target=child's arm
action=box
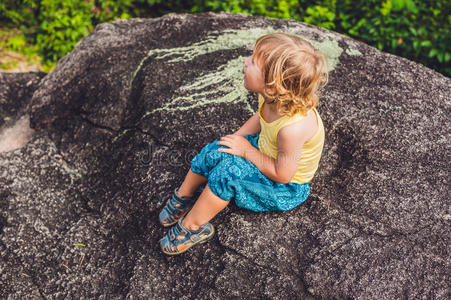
[218,122,308,184]
[232,112,261,136]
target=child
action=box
[159,32,328,255]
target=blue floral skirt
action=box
[190,133,310,212]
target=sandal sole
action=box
[161,224,215,255]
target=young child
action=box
[159,32,328,255]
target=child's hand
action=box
[217,134,255,159]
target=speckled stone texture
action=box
[0,72,45,128]
[0,72,45,152]
[1,12,450,299]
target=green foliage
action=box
[0,60,19,70]
[90,0,136,23]
[37,0,93,62]
[0,0,39,26]
[304,5,335,29]
[189,0,304,19]
[0,0,140,69]
[0,0,449,77]
[334,0,451,76]
[7,33,26,51]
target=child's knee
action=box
[206,180,233,203]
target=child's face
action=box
[243,53,265,94]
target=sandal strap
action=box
[164,189,193,214]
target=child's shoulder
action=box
[278,109,319,143]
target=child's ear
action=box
[264,85,277,98]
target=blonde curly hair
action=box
[253,32,329,117]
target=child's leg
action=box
[177,168,208,197]
[181,184,229,231]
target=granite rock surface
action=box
[1,12,450,299]
[0,72,45,152]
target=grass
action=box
[0,27,50,73]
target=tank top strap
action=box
[258,94,265,110]
[273,113,304,136]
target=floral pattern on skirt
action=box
[190,133,310,212]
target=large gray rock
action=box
[1,12,449,299]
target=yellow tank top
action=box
[257,94,325,184]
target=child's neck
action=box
[262,98,286,120]
[263,97,279,113]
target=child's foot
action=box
[160,216,214,255]
[158,187,201,227]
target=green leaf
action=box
[380,0,392,16]
[405,0,418,14]
[392,0,405,11]
[7,35,26,51]
[428,49,438,58]
[71,31,78,41]
[445,52,451,63]
[391,39,397,49]
[420,40,432,48]
[120,12,131,19]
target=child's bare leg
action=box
[177,168,208,197]
[182,184,229,230]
